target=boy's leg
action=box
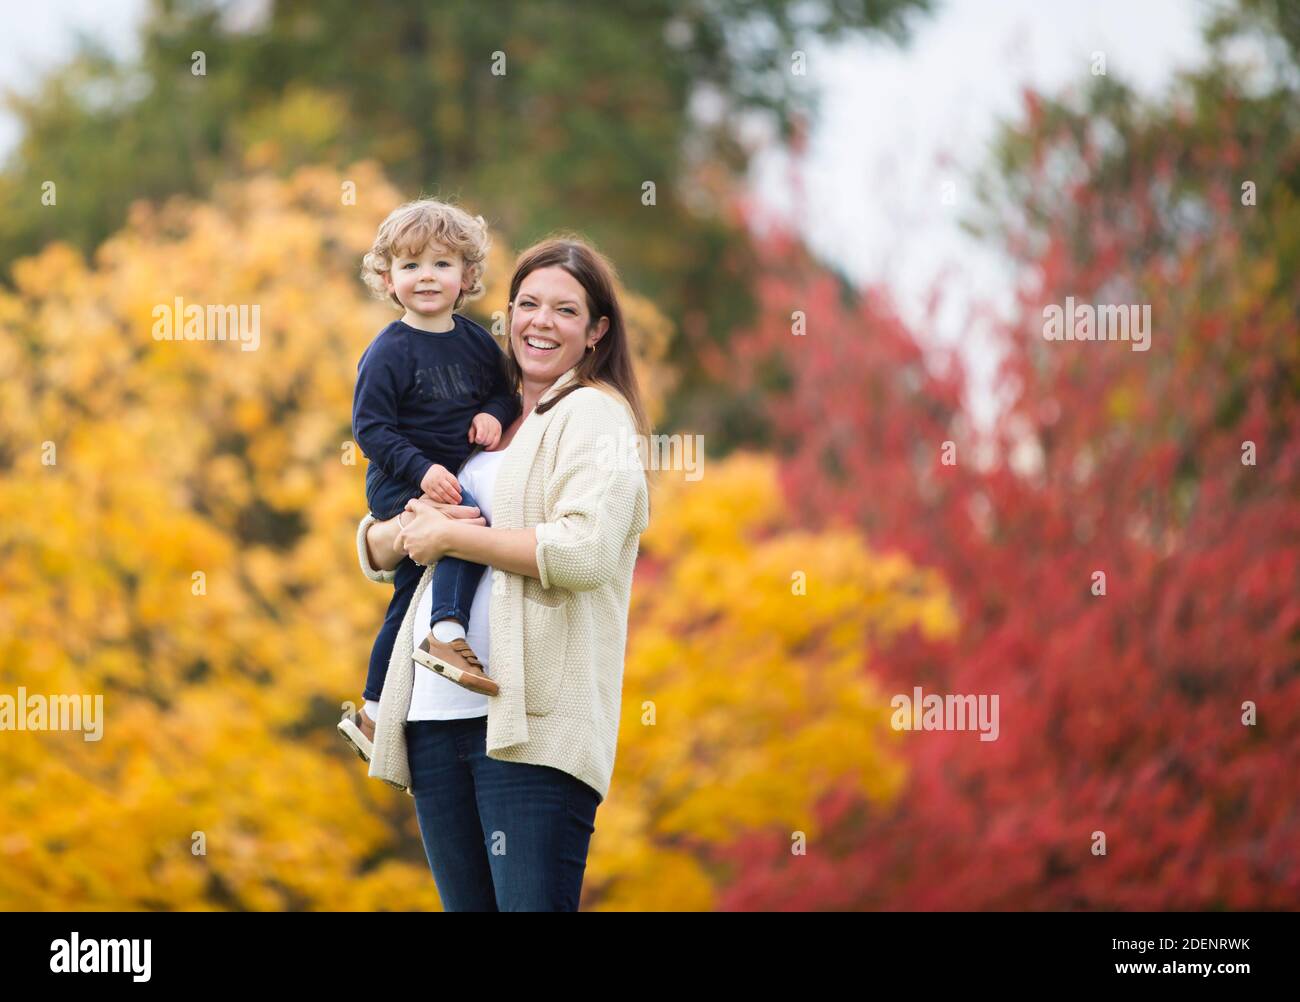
[427,485,488,630]
[361,477,425,701]
[364,555,423,702]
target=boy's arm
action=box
[476,330,521,429]
[353,341,434,488]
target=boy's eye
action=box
[401,262,417,269]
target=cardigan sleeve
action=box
[534,390,650,593]
[357,513,398,584]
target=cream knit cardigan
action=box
[355,367,649,803]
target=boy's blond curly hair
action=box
[361,199,491,310]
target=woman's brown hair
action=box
[504,237,651,440]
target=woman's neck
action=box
[501,369,572,451]
[520,373,560,417]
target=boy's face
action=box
[383,241,469,318]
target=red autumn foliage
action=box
[705,70,1300,909]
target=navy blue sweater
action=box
[352,315,520,514]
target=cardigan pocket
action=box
[522,575,571,607]
[521,596,568,716]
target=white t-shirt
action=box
[406,445,509,721]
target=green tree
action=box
[0,0,931,436]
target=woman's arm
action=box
[529,393,649,592]
[361,500,486,576]
[365,513,406,573]
[436,521,541,579]
[357,513,397,583]
[397,498,540,579]
[396,392,649,591]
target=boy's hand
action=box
[419,463,461,504]
[469,412,502,448]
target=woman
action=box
[355,237,651,911]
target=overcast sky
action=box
[0,0,1213,423]
[749,0,1209,423]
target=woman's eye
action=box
[560,308,576,315]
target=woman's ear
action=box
[591,316,610,343]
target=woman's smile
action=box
[509,265,608,376]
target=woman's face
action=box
[509,266,608,384]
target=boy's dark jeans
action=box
[363,483,487,703]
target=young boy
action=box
[338,199,519,762]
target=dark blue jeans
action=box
[363,485,487,703]
[405,715,601,911]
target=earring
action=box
[586,343,595,352]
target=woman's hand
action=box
[365,498,483,572]
[397,496,486,566]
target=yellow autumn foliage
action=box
[0,163,952,910]
[588,453,957,910]
[0,163,673,910]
